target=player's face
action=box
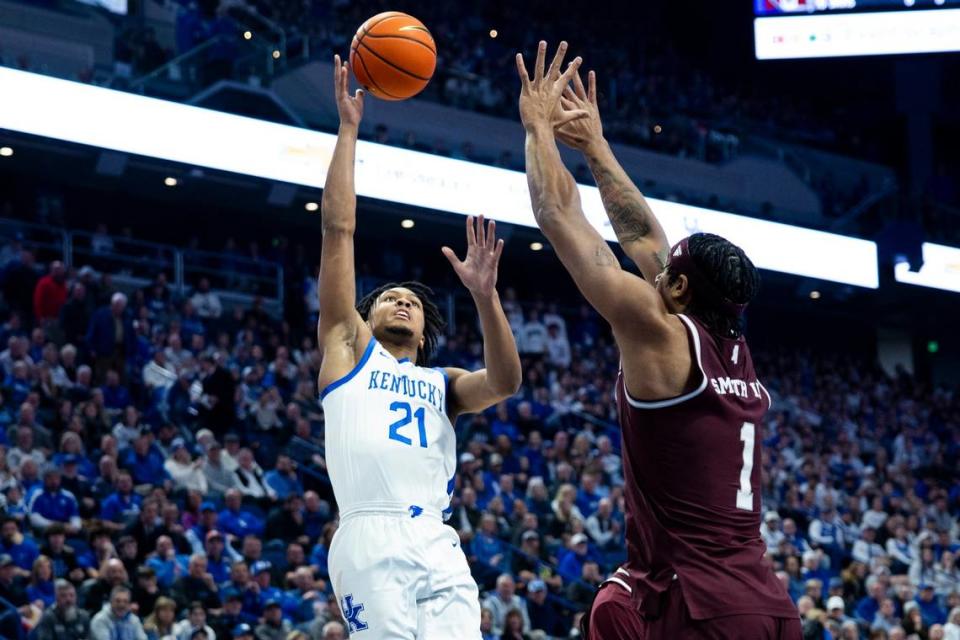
[370,288,425,348]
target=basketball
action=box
[349,11,437,101]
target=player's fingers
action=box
[557,109,590,126]
[355,88,364,104]
[333,55,341,93]
[588,70,597,105]
[477,214,487,247]
[560,96,578,112]
[573,69,588,101]
[466,215,476,247]
[558,57,583,86]
[515,54,531,90]
[441,247,461,267]
[533,41,547,84]
[487,219,497,249]
[562,86,578,102]
[494,238,505,261]
[546,41,568,82]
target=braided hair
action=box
[667,233,760,339]
[356,281,445,366]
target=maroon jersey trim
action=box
[621,314,708,410]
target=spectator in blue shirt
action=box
[146,535,188,589]
[0,517,39,571]
[558,533,600,583]
[120,429,169,488]
[27,467,81,535]
[218,489,265,540]
[204,530,232,585]
[251,561,283,610]
[490,403,519,442]
[220,561,260,617]
[4,362,32,407]
[855,576,886,626]
[309,523,336,580]
[916,584,947,626]
[496,474,522,517]
[100,470,142,528]
[302,491,329,543]
[100,369,132,412]
[26,555,54,608]
[576,471,603,518]
[263,455,302,501]
[470,514,507,590]
[801,550,834,600]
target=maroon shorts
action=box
[587,579,645,640]
[638,581,803,640]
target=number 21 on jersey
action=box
[736,422,755,511]
[388,401,427,448]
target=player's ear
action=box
[670,273,692,305]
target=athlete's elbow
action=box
[490,371,522,398]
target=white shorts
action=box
[329,507,482,639]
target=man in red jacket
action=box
[32,261,67,325]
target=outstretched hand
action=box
[555,70,604,152]
[333,54,364,129]
[516,41,588,133]
[442,215,504,298]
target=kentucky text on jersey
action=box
[367,369,446,413]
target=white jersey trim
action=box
[622,314,708,410]
[758,380,772,410]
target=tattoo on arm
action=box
[593,243,619,267]
[652,249,667,273]
[589,162,655,245]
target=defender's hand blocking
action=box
[516,41,588,132]
[442,215,504,299]
[555,70,603,152]
[333,54,364,129]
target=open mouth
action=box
[395,310,410,321]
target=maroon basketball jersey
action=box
[615,313,797,620]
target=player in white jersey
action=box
[317,57,522,639]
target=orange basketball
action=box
[350,12,437,101]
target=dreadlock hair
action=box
[356,281,445,366]
[667,233,760,339]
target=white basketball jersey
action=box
[321,338,457,519]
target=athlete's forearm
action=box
[317,125,361,337]
[584,139,669,280]
[321,125,359,234]
[525,125,582,231]
[472,291,521,396]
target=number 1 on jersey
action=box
[388,402,427,448]
[736,422,755,511]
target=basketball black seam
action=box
[361,33,436,56]
[352,47,403,99]
[359,12,406,36]
[356,39,432,82]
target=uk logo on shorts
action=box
[342,593,368,633]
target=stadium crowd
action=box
[0,219,955,640]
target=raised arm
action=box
[555,70,670,282]
[441,215,522,419]
[516,42,665,331]
[317,56,371,389]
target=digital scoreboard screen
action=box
[754,1,960,59]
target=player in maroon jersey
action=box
[516,41,802,639]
